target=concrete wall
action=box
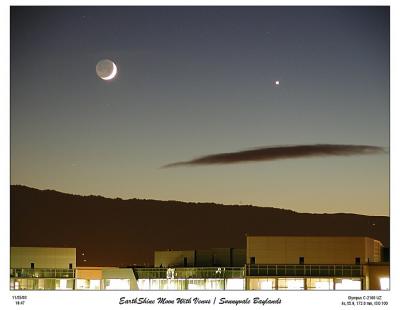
[212,248,231,266]
[232,248,246,267]
[195,250,213,267]
[196,248,245,267]
[247,236,382,265]
[11,247,76,269]
[154,250,195,267]
[156,248,246,267]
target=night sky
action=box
[11,7,389,215]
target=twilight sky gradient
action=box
[11,6,389,215]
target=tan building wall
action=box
[154,250,195,267]
[64,267,138,290]
[76,267,103,280]
[11,247,76,269]
[365,238,383,263]
[247,236,382,265]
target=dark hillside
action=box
[11,185,389,267]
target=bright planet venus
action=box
[96,59,117,80]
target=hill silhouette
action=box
[11,185,389,267]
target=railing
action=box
[133,264,363,279]
[10,264,363,280]
[246,264,363,277]
[10,268,75,279]
[134,267,245,279]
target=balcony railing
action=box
[10,264,363,280]
[246,264,363,277]
[10,268,75,279]
[133,264,363,279]
[134,267,245,279]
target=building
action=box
[154,248,246,268]
[10,247,137,290]
[10,247,76,290]
[75,267,138,290]
[10,236,390,291]
[134,267,245,290]
[244,236,388,290]
[136,236,389,290]
[11,246,77,269]
[246,236,382,265]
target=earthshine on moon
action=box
[96,59,117,80]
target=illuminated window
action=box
[55,279,73,290]
[167,279,179,290]
[278,278,305,290]
[166,279,186,290]
[148,279,186,290]
[205,279,224,290]
[76,279,101,290]
[44,279,55,289]
[306,278,334,290]
[248,278,275,290]
[260,279,274,290]
[105,279,130,290]
[90,280,100,290]
[225,279,244,290]
[137,279,150,290]
[188,279,205,290]
[37,279,45,290]
[76,279,89,290]
[380,277,389,290]
[17,279,29,290]
[150,279,167,290]
[288,279,304,290]
[58,279,66,289]
[335,279,361,290]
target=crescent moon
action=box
[102,63,117,80]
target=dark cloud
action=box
[162,144,386,168]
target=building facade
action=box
[10,236,390,291]
[243,236,388,290]
[154,248,246,268]
[10,247,137,290]
[246,236,383,265]
[11,247,76,290]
